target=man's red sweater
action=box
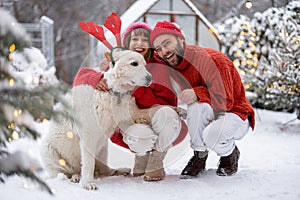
[169,44,255,130]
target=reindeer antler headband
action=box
[79,12,125,65]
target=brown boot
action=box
[133,153,150,177]
[216,145,240,176]
[180,150,208,179]
[143,150,166,181]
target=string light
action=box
[245,0,253,9]
[12,131,19,140]
[8,122,15,129]
[14,109,22,117]
[9,43,16,52]
[9,78,14,87]
[33,76,40,84]
[218,25,225,32]
[58,159,66,166]
[66,131,74,139]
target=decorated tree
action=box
[0,8,69,194]
[217,1,299,112]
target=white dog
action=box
[40,49,154,190]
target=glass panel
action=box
[143,14,170,28]
[150,0,170,11]
[198,22,220,50]
[149,0,194,14]
[173,0,194,13]
[174,15,196,45]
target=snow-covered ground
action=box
[1,109,300,200]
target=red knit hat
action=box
[122,22,152,44]
[150,21,184,46]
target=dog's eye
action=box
[130,61,138,66]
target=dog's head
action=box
[103,49,152,94]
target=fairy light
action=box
[240,70,246,76]
[9,43,16,52]
[218,25,225,33]
[8,122,15,129]
[245,0,253,9]
[59,159,66,166]
[66,131,74,139]
[245,83,252,89]
[241,60,246,66]
[13,109,22,117]
[33,76,40,84]
[9,78,14,87]
[12,131,19,140]
[236,50,241,57]
[233,59,240,68]
[250,68,256,73]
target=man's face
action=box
[153,34,184,67]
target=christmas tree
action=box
[217,1,299,113]
[0,8,69,194]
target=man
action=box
[150,21,255,178]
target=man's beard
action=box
[165,39,184,66]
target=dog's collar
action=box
[109,90,131,104]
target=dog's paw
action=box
[83,181,98,190]
[70,174,80,183]
[174,107,187,119]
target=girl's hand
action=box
[96,77,109,92]
[99,58,109,72]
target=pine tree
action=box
[217,1,300,113]
[0,8,69,194]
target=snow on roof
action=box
[120,0,159,32]
[120,0,218,34]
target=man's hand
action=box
[179,89,198,105]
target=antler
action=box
[79,21,113,50]
[79,13,122,50]
[104,12,122,46]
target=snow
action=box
[0,8,30,41]
[0,109,300,200]
[8,47,59,88]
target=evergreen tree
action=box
[217,1,300,112]
[0,8,69,194]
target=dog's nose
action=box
[146,73,152,85]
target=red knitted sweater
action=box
[169,44,255,130]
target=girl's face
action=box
[128,32,150,58]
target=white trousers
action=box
[187,103,250,156]
[122,106,181,155]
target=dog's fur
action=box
[40,50,153,190]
